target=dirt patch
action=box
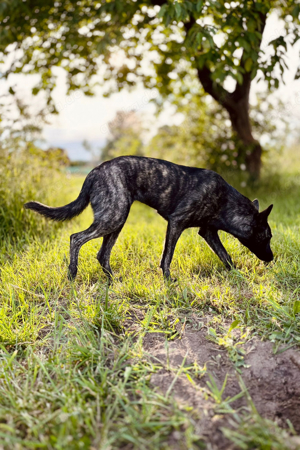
[143,329,300,449]
[242,341,300,429]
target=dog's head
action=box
[238,200,274,263]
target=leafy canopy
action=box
[0,0,299,114]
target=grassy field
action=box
[0,166,300,449]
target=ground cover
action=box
[0,170,299,449]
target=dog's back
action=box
[91,156,229,223]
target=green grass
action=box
[0,322,201,449]
[0,168,300,449]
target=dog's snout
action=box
[253,245,273,263]
[263,256,273,265]
[262,250,274,263]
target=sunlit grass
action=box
[0,171,299,448]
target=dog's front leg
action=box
[199,228,235,270]
[160,221,184,280]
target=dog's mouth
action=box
[264,260,273,266]
[239,239,274,263]
[263,256,274,264]
[255,251,274,263]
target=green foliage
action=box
[1,0,298,176]
[147,97,238,170]
[223,414,300,450]
[0,0,297,93]
[101,110,145,161]
[44,147,70,166]
[0,0,298,116]
[146,93,291,172]
[0,323,201,449]
[0,134,72,257]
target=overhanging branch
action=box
[196,66,233,110]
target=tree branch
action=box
[196,66,233,109]
[149,0,166,6]
[151,1,267,113]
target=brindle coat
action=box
[25,156,274,281]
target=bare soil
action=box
[143,326,300,449]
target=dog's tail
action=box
[24,171,95,222]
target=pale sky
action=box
[1,12,300,161]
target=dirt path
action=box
[143,329,300,449]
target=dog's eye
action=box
[257,234,270,243]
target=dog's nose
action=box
[264,254,274,264]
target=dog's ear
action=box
[259,204,273,221]
[252,199,259,211]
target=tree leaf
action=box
[235,71,243,85]
[174,3,181,20]
[196,0,203,12]
[157,4,168,19]
[245,58,253,72]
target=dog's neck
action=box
[220,189,257,239]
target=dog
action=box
[24,156,274,281]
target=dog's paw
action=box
[164,275,177,285]
[110,276,123,285]
[103,274,123,286]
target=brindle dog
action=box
[25,156,273,281]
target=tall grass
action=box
[0,148,77,261]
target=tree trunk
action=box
[196,67,262,179]
[184,8,267,180]
[226,96,262,179]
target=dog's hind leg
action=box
[198,228,235,270]
[160,221,184,280]
[68,223,103,280]
[97,227,123,282]
[69,196,131,280]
